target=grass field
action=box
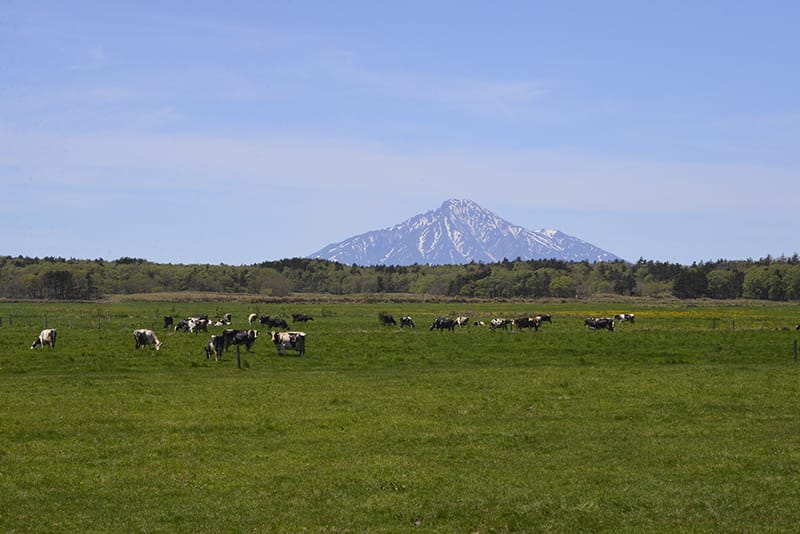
[1,298,799,532]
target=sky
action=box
[2,1,799,266]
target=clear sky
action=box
[2,1,798,265]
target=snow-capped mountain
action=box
[308,199,620,266]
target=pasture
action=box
[1,298,799,532]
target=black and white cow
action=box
[379,313,396,326]
[212,313,232,326]
[614,313,635,324]
[292,313,314,323]
[204,334,225,361]
[31,328,57,349]
[175,316,209,333]
[514,316,542,331]
[455,316,470,327]
[536,314,552,323]
[585,317,614,331]
[222,329,258,352]
[133,329,162,350]
[490,318,511,331]
[163,315,174,330]
[400,315,415,328]
[430,317,456,331]
[272,331,306,356]
[248,313,258,325]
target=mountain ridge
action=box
[309,199,620,265]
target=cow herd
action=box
[26,310,644,360]
[27,312,309,360]
[376,311,630,333]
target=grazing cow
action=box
[536,314,552,323]
[795,324,800,330]
[514,317,542,331]
[174,316,209,333]
[400,315,415,328]
[163,315,174,330]
[272,331,306,356]
[31,328,57,349]
[292,313,314,323]
[379,313,396,326]
[222,329,258,352]
[260,316,289,329]
[585,317,614,331]
[133,329,162,350]
[490,318,511,331]
[212,313,232,326]
[455,316,470,327]
[614,313,635,324]
[430,317,456,331]
[191,317,209,332]
[248,313,258,325]
[473,321,485,326]
[204,334,225,361]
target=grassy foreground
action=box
[1,299,799,532]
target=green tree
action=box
[549,275,577,298]
[672,267,708,299]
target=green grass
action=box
[1,300,799,532]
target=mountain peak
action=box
[309,200,620,265]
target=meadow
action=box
[1,298,799,532]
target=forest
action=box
[2,254,800,302]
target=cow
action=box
[614,313,635,324]
[133,329,162,350]
[163,315,174,330]
[400,315,415,328]
[490,318,511,331]
[260,316,289,329]
[585,317,614,331]
[292,313,314,323]
[473,321,485,326]
[175,317,209,333]
[536,314,552,323]
[212,313,232,326]
[248,313,258,325]
[514,316,541,331]
[31,328,57,349]
[430,317,456,331]
[272,331,306,356]
[222,329,258,352]
[379,313,396,326]
[455,316,470,327]
[204,334,225,361]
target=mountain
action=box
[308,199,621,266]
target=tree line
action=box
[1,254,800,301]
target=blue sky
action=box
[2,1,798,265]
